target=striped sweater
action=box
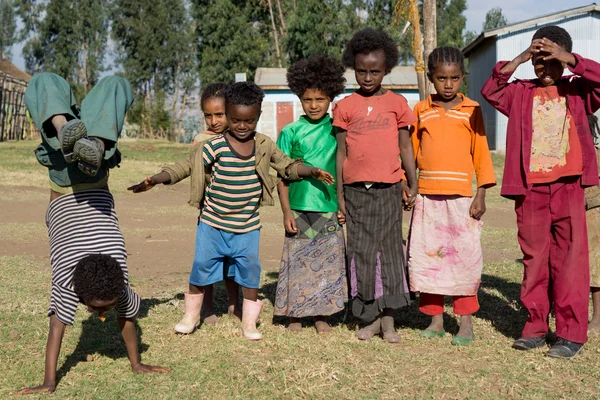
[200,135,262,233]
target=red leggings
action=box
[419,292,479,316]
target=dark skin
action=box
[129,103,334,305]
[16,299,169,395]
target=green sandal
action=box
[451,333,475,346]
[419,329,446,338]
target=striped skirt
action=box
[344,183,411,322]
[46,190,140,325]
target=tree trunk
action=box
[276,0,286,36]
[423,0,436,97]
[408,0,426,101]
[267,0,283,68]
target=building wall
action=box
[467,12,600,150]
[257,89,421,141]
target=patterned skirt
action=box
[46,190,140,325]
[407,194,483,296]
[274,211,347,318]
[587,207,600,288]
[344,183,411,322]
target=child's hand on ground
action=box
[131,363,171,374]
[401,180,417,210]
[128,176,155,193]
[469,194,486,220]
[283,210,297,235]
[536,38,576,66]
[15,383,56,395]
[311,168,335,185]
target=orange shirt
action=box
[528,86,583,184]
[411,94,496,196]
[332,91,416,184]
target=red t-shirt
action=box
[332,91,416,184]
[528,86,583,184]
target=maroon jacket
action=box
[481,53,600,198]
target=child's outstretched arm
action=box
[336,130,347,224]
[15,315,65,394]
[296,164,335,184]
[399,127,418,209]
[128,172,171,193]
[277,180,297,234]
[118,317,170,374]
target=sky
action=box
[8,0,597,72]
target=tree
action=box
[0,0,17,59]
[422,0,436,97]
[483,7,508,31]
[436,0,467,48]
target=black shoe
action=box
[512,336,547,351]
[73,137,104,177]
[59,119,87,163]
[546,338,584,359]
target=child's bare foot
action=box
[228,304,242,320]
[589,289,600,334]
[314,316,333,334]
[356,318,381,340]
[456,315,474,339]
[381,312,400,343]
[288,317,302,333]
[202,313,220,326]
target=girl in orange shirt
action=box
[408,46,495,345]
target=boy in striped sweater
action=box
[130,82,334,340]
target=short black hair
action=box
[224,81,265,109]
[286,54,346,99]
[201,83,229,109]
[342,28,399,73]
[532,25,572,53]
[73,254,125,303]
[427,46,466,78]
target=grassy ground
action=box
[1,140,599,399]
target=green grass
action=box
[1,140,600,399]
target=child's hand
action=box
[470,194,486,220]
[337,210,346,225]
[127,176,155,193]
[401,180,417,210]
[132,363,171,374]
[514,39,543,65]
[536,38,577,66]
[15,383,56,395]
[311,168,335,185]
[283,210,297,235]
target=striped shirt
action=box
[200,135,262,233]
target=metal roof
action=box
[255,66,418,90]
[463,4,600,57]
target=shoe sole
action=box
[74,139,102,176]
[60,120,87,163]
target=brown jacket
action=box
[162,132,301,209]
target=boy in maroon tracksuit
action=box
[482,25,600,358]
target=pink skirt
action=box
[407,195,483,296]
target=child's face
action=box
[300,88,331,121]
[85,297,119,320]
[202,97,227,134]
[226,103,261,141]
[532,48,566,86]
[355,50,386,94]
[429,63,464,101]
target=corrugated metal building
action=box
[463,4,600,150]
[254,67,419,141]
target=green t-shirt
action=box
[276,115,338,212]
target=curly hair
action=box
[224,81,265,108]
[286,54,346,99]
[201,83,229,110]
[73,254,125,302]
[532,25,572,53]
[342,28,399,72]
[427,46,465,78]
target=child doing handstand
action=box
[333,28,418,343]
[408,46,496,345]
[129,82,334,340]
[482,25,600,358]
[192,82,241,325]
[274,54,348,334]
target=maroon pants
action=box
[515,177,589,344]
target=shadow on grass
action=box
[55,297,170,385]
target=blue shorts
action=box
[189,221,261,289]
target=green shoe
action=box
[419,329,446,338]
[451,333,475,346]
